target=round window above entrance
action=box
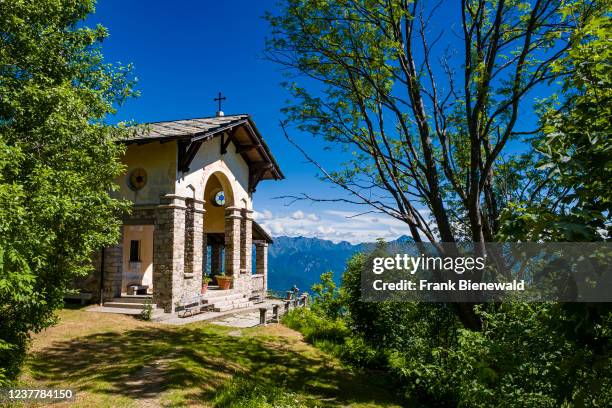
[128,168,147,191]
[212,190,226,206]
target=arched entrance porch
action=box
[202,171,236,285]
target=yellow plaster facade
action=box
[115,142,177,205]
[121,225,154,293]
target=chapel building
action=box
[80,113,283,314]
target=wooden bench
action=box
[178,295,204,317]
[250,292,265,304]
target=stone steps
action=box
[105,293,253,315]
[111,296,152,304]
[213,301,252,312]
[210,298,250,308]
[203,291,251,312]
[105,297,156,311]
[202,293,246,304]
[104,301,146,310]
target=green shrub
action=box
[139,299,153,321]
[282,307,349,344]
[339,335,385,368]
[287,252,612,407]
[384,303,612,408]
[213,376,314,408]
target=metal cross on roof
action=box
[214,92,226,112]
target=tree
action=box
[498,9,611,242]
[266,0,605,329]
[265,0,603,244]
[0,0,135,383]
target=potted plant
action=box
[201,275,212,294]
[216,273,233,290]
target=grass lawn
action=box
[17,306,402,407]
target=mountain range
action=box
[267,235,413,292]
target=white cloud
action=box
[264,220,285,235]
[316,225,335,234]
[291,210,305,220]
[256,208,419,244]
[253,209,274,220]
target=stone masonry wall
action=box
[240,209,253,274]
[103,242,122,301]
[87,198,260,311]
[154,195,186,312]
[182,198,204,300]
[255,242,268,294]
[224,206,244,291]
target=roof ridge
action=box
[144,113,250,125]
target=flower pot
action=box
[201,282,209,294]
[216,276,233,290]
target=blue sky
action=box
[88,0,414,243]
[89,0,539,243]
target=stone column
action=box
[184,198,205,298]
[102,240,123,302]
[240,209,253,274]
[211,243,222,275]
[154,194,186,313]
[255,242,268,293]
[224,206,242,290]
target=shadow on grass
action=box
[28,323,398,406]
[61,301,91,310]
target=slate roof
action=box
[122,114,283,181]
[128,114,250,141]
[253,221,274,243]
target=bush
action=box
[213,376,314,408]
[140,299,153,321]
[384,303,612,407]
[282,307,349,344]
[286,251,612,407]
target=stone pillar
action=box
[154,194,186,313]
[102,240,123,302]
[255,242,268,293]
[211,243,222,275]
[183,198,205,298]
[224,206,242,290]
[240,209,253,274]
